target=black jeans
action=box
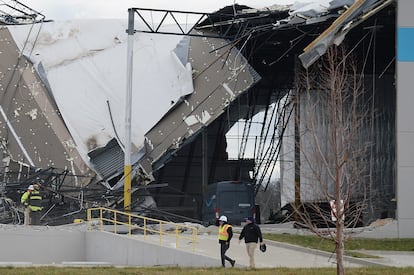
[220,242,233,267]
[31,211,41,225]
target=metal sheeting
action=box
[140,33,261,178]
[0,27,93,183]
[87,138,124,183]
[7,20,195,166]
[299,0,394,68]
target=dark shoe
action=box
[230,260,236,267]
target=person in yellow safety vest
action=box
[218,215,236,268]
[20,185,34,225]
[21,183,43,225]
[29,184,43,225]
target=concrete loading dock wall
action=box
[0,225,86,264]
[86,231,217,267]
[0,225,217,267]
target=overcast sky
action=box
[23,0,316,20]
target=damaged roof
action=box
[199,0,394,68]
[0,0,395,186]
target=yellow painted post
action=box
[87,208,90,231]
[144,218,147,240]
[175,226,179,248]
[124,165,131,212]
[193,228,198,251]
[114,210,117,234]
[159,222,162,245]
[99,208,103,231]
[193,228,197,252]
[192,228,195,251]
[128,214,131,235]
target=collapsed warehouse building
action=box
[0,0,397,228]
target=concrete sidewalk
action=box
[189,233,414,268]
[175,222,414,268]
[189,233,363,268]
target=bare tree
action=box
[293,45,371,275]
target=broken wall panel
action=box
[0,27,94,185]
[280,3,396,226]
[7,20,195,164]
[141,33,260,177]
[87,138,124,185]
[299,0,394,68]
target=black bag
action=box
[259,243,266,252]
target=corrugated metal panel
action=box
[139,32,261,178]
[88,138,124,181]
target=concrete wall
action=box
[85,231,218,267]
[397,0,414,237]
[0,225,218,267]
[0,225,85,264]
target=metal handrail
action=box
[87,207,198,251]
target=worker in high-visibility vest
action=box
[218,215,236,267]
[21,183,43,225]
[29,184,43,225]
[20,185,34,225]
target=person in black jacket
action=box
[238,216,264,268]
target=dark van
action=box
[202,180,255,226]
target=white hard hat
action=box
[218,215,227,222]
[28,185,34,191]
